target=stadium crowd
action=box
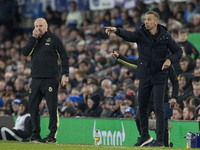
[1,0,200,122]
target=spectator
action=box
[124,106,135,119]
[112,7,122,27]
[43,6,56,26]
[178,74,193,101]
[188,96,200,107]
[153,1,172,23]
[100,97,112,118]
[101,79,112,89]
[111,67,120,84]
[0,100,32,141]
[178,29,199,59]
[193,81,200,98]
[179,56,195,74]
[65,1,84,29]
[171,107,183,120]
[183,106,196,120]
[87,74,104,100]
[0,0,15,32]
[184,2,196,23]
[175,11,187,25]
[122,78,133,91]
[62,106,76,117]
[102,11,112,27]
[124,90,137,111]
[103,87,114,98]
[109,92,124,118]
[11,98,20,116]
[190,14,200,32]
[14,77,26,99]
[57,89,68,109]
[169,29,179,42]
[83,93,102,117]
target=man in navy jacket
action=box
[105,10,182,146]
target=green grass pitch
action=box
[0,140,195,150]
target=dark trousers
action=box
[136,111,170,146]
[29,78,59,138]
[138,78,166,142]
[0,127,22,141]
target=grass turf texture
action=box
[0,141,195,150]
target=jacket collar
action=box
[39,30,51,39]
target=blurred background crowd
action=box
[0,0,200,121]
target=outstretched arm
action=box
[105,27,139,42]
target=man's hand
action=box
[162,59,171,70]
[61,75,69,87]
[110,50,119,59]
[105,27,117,35]
[169,98,176,108]
[32,29,40,38]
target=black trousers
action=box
[138,78,166,142]
[135,107,170,146]
[0,127,22,141]
[29,78,59,138]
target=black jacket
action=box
[178,40,199,59]
[22,31,69,78]
[117,55,178,102]
[116,24,182,84]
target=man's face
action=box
[194,69,200,77]
[183,108,190,120]
[34,19,48,36]
[172,110,182,120]
[179,33,188,42]
[193,84,200,97]
[180,61,189,72]
[144,14,158,31]
[179,76,186,89]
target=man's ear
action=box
[155,18,160,25]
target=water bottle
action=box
[94,130,100,145]
[186,132,192,148]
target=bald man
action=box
[22,18,69,143]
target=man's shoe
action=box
[134,136,153,147]
[42,136,56,143]
[149,140,164,146]
[23,135,42,143]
